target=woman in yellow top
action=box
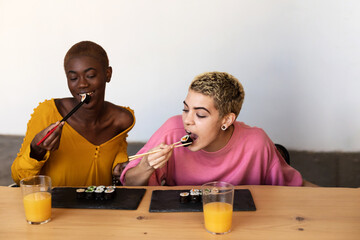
[11,41,135,186]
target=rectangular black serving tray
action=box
[52,187,146,210]
[149,189,256,212]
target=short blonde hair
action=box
[189,72,245,118]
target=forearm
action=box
[11,145,47,184]
[124,159,155,186]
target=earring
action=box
[221,125,227,131]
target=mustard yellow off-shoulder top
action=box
[11,99,135,186]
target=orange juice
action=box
[203,202,233,233]
[23,192,51,223]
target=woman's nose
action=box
[183,112,194,125]
[78,76,89,87]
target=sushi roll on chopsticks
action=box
[180,135,193,147]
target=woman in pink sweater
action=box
[120,72,310,186]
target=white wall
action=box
[1,0,359,151]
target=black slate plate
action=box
[149,189,256,212]
[52,187,146,210]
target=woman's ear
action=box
[222,113,236,128]
[106,66,112,83]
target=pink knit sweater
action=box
[121,115,302,186]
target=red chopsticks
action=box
[36,94,91,146]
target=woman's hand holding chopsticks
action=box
[144,143,174,170]
[122,143,173,186]
[122,135,192,185]
[30,121,65,160]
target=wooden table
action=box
[0,185,359,240]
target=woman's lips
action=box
[191,134,198,141]
[185,130,198,142]
[79,92,94,100]
[79,91,94,97]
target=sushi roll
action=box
[190,189,201,202]
[179,192,190,203]
[76,188,85,199]
[104,188,115,200]
[180,135,193,147]
[85,188,94,199]
[199,189,203,202]
[87,186,96,191]
[202,188,211,195]
[211,187,219,194]
[190,188,200,194]
[95,188,104,200]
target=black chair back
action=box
[275,143,290,165]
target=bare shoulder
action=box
[54,98,74,117]
[106,102,134,131]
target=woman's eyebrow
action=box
[67,67,96,74]
[183,101,210,114]
[194,107,210,114]
[84,67,96,73]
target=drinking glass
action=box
[201,181,234,234]
[20,175,52,224]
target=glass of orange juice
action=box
[20,175,52,224]
[201,181,234,235]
